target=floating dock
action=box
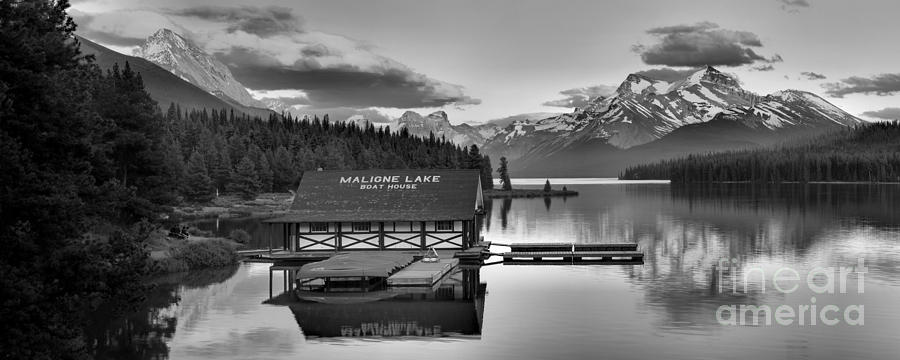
[501,243,643,264]
[387,258,459,287]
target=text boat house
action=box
[264,169,484,253]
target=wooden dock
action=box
[501,243,643,264]
[386,258,459,287]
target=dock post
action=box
[336,222,342,250]
[378,222,385,250]
[420,221,426,249]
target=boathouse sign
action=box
[339,175,441,190]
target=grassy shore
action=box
[484,188,578,198]
[147,229,241,274]
[174,193,294,219]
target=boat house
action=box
[264,169,484,253]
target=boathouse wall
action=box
[265,169,483,253]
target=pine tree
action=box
[0,1,159,357]
[480,155,494,190]
[272,146,297,191]
[184,151,214,202]
[498,157,512,191]
[231,155,261,200]
[544,179,551,192]
[257,155,274,193]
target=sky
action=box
[70,0,900,124]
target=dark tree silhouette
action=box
[498,157,513,190]
[621,122,900,184]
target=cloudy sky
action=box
[70,0,900,123]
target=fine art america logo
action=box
[339,175,441,190]
[715,257,866,326]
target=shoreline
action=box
[484,188,578,198]
[663,180,900,185]
[174,193,294,219]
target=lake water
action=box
[91,181,900,359]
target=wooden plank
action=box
[502,251,574,256]
[387,258,459,286]
[569,251,643,257]
[573,243,638,251]
[509,243,573,252]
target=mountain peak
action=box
[428,110,449,120]
[147,28,190,50]
[697,65,738,87]
[399,110,423,119]
[133,28,265,108]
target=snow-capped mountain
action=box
[483,66,861,172]
[133,29,266,109]
[389,110,491,147]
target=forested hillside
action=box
[621,122,900,183]
[0,2,490,358]
[166,106,494,201]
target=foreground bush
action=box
[152,239,238,273]
[229,229,251,244]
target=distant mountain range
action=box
[79,30,864,177]
[482,66,862,177]
[76,35,274,118]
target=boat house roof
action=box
[266,169,482,223]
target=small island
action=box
[487,158,578,198]
[484,187,578,198]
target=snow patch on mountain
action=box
[483,66,861,163]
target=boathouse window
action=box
[436,221,454,231]
[351,222,371,232]
[310,222,328,232]
[394,221,412,232]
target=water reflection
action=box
[88,183,900,360]
[85,266,239,360]
[267,267,487,340]
[485,183,900,336]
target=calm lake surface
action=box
[92,181,900,360]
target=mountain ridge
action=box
[481,66,862,177]
[133,29,267,109]
[76,35,275,118]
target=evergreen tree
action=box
[498,157,513,191]
[257,154,274,193]
[271,146,297,191]
[544,179,551,192]
[480,155,494,190]
[0,1,160,357]
[231,156,261,200]
[184,151,214,202]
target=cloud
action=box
[634,22,782,67]
[543,85,617,108]
[287,107,393,123]
[860,107,900,120]
[165,6,304,37]
[70,9,180,47]
[73,5,480,110]
[752,64,775,71]
[633,67,701,81]
[823,73,900,98]
[778,0,811,12]
[800,71,827,80]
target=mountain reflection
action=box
[484,183,900,329]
